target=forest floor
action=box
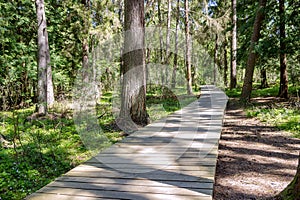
[214,98,300,200]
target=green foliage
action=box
[0,107,92,199]
[226,84,300,98]
[247,105,300,136]
[146,85,198,121]
[225,88,242,98]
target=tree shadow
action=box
[214,100,300,200]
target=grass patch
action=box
[225,84,300,137]
[225,84,300,98]
[147,85,199,121]
[0,107,93,200]
[247,106,300,137]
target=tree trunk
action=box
[45,26,54,106]
[120,0,148,129]
[230,0,237,89]
[171,0,180,89]
[35,0,48,115]
[82,0,90,83]
[164,0,172,85]
[224,37,228,87]
[157,0,164,86]
[278,153,300,199]
[184,0,193,95]
[214,34,218,85]
[260,67,268,88]
[240,0,267,101]
[278,0,288,99]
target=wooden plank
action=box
[75,163,216,172]
[64,171,215,182]
[26,193,110,200]
[67,166,215,177]
[56,176,214,189]
[46,181,213,196]
[35,187,212,200]
[96,153,218,158]
[85,157,217,166]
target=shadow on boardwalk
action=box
[27,85,228,200]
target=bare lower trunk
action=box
[230,0,237,89]
[240,0,267,101]
[224,38,228,87]
[36,0,48,115]
[260,67,268,88]
[120,0,148,129]
[82,0,90,83]
[214,34,218,85]
[164,0,171,85]
[45,29,54,106]
[184,0,193,95]
[157,0,164,86]
[278,0,288,99]
[171,0,180,89]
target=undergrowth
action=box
[247,107,300,137]
[226,84,300,137]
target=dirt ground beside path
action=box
[214,98,300,200]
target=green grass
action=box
[0,107,93,200]
[225,84,300,137]
[0,86,200,200]
[247,107,300,137]
[146,85,199,121]
[225,84,300,98]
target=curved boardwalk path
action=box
[27,85,228,200]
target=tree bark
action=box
[278,153,300,199]
[171,0,180,89]
[120,0,148,128]
[214,34,218,85]
[164,0,172,85]
[35,0,48,115]
[184,0,193,95]
[230,0,237,89]
[278,0,288,99]
[260,67,268,88]
[240,0,267,101]
[157,0,164,86]
[82,0,90,83]
[45,25,54,106]
[224,37,228,87]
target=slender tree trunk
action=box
[278,0,288,99]
[214,34,218,85]
[45,27,54,106]
[230,0,237,89]
[35,0,48,115]
[260,67,268,88]
[240,0,267,101]
[157,0,164,86]
[171,0,180,89]
[184,0,193,95]
[120,0,148,128]
[118,0,124,77]
[82,0,90,83]
[224,37,228,87]
[164,0,172,85]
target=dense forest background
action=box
[1,0,299,110]
[0,0,299,199]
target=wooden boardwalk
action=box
[26,85,228,200]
